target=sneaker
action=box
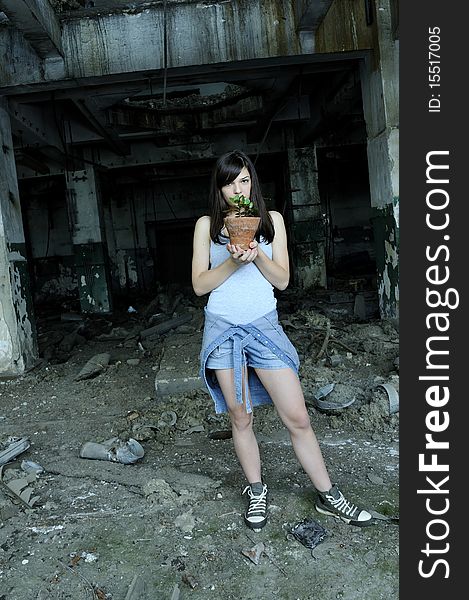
[315,484,372,527]
[242,482,268,531]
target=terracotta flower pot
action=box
[224,216,261,250]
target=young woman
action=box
[192,150,371,531]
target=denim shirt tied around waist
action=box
[200,308,300,414]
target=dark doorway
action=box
[317,144,376,289]
[147,219,195,286]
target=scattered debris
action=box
[21,460,44,475]
[314,321,331,360]
[314,383,335,401]
[367,472,384,485]
[290,518,328,555]
[241,542,265,565]
[183,424,205,434]
[182,573,199,589]
[140,314,193,339]
[312,383,356,412]
[0,465,40,508]
[70,551,99,564]
[158,410,178,428]
[377,383,399,414]
[0,287,399,597]
[326,354,343,367]
[74,353,111,381]
[0,437,31,466]
[79,438,144,464]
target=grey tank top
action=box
[206,234,277,324]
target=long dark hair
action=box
[208,150,274,244]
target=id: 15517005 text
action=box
[428,26,441,113]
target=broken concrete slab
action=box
[0,437,31,466]
[140,314,193,339]
[74,352,110,381]
[155,375,207,397]
[154,332,207,397]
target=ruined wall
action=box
[18,158,285,298]
[60,1,299,79]
[0,24,45,87]
[0,100,37,373]
[102,174,209,292]
[19,169,209,299]
[315,0,376,54]
[1,0,303,88]
[315,0,399,318]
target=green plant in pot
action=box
[224,194,261,250]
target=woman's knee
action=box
[228,407,253,431]
[283,408,311,432]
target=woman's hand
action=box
[226,240,258,264]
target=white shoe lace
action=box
[243,485,267,517]
[325,490,358,517]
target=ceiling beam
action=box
[0,0,63,57]
[72,97,131,156]
[295,0,334,32]
[3,51,369,101]
[7,98,64,150]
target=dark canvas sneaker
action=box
[315,484,372,527]
[242,482,268,531]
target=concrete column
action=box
[286,142,327,289]
[65,168,112,313]
[0,98,38,375]
[360,0,399,319]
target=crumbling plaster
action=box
[0,99,38,373]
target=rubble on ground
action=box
[0,286,398,599]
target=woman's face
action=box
[221,166,252,205]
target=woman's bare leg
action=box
[254,368,332,492]
[215,368,262,484]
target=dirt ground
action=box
[0,287,399,600]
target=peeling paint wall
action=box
[9,243,36,363]
[0,100,38,374]
[65,168,112,313]
[360,1,399,318]
[371,204,398,318]
[0,237,18,373]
